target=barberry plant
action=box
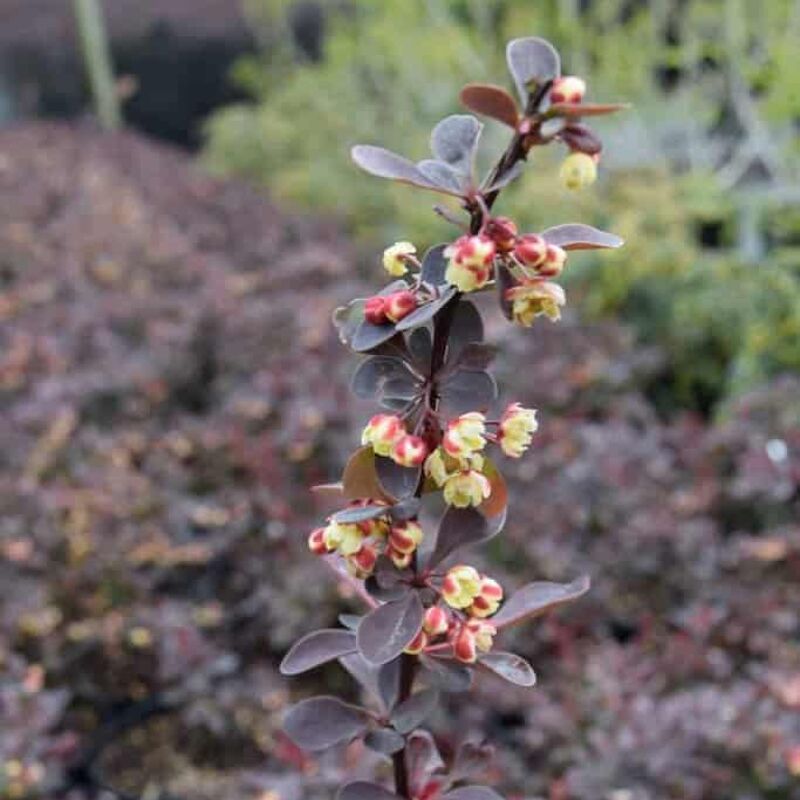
[280,37,626,800]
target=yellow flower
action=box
[442,412,487,460]
[442,470,491,508]
[506,280,566,327]
[468,576,504,618]
[382,241,416,276]
[424,448,451,487]
[388,521,424,555]
[498,403,538,458]
[323,521,363,556]
[444,235,496,292]
[442,565,482,609]
[361,413,404,457]
[559,152,597,191]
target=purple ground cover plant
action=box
[280,36,626,799]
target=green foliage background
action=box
[204,0,800,413]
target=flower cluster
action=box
[308,507,425,575]
[361,413,428,467]
[425,405,538,507]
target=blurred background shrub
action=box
[204,0,800,414]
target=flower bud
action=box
[424,448,451,488]
[442,412,487,460]
[452,619,497,663]
[505,280,566,327]
[444,235,496,293]
[538,245,567,278]
[382,241,416,276]
[308,527,329,555]
[559,151,597,191]
[498,403,538,458]
[442,565,482,609]
[423,606,450,637]
[550,76,586,104]
[384,290,418,323]
[485,216,518,253]
[391,434,428,467]
[364,295,388,325]
[442,470,491,508]
[350,542,378,576]
[404,629,429,655]
[362,414,405,457]
[513,233,547,268]
[389,520,424,555]
[468,576,504,618]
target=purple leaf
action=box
[419,656,473,693]
[395,286,458,332]
[339,614,362,631]
[417,159,468,194]
[332,503,391,524]
[408,327,433,370]
[283,696,367,751]
[452,741,495,782]
[540,224,624,251]
[560,123,603,155]
[407,730,445,781]
[439,370,498,415]
[390,497,421,521]
[450,343,497,372]
[352,321,401,354]
[352,357,418,402]
[376,455,421,500]
[338,782,402,800]
[390,688,439,734]
[365,728,406,755]
[357,591,424,665]
[492,575,591,630]
[443,788,504,800]
[351,145,441,191]
[340,652,384,706]
[495,262,514,320]
[427,506,489,569]
[448,300,484,358]
[478,651,537,687]
[333,298,366,345]
[377,657,402,711]
[420,244,449,286]
[280,629,358,676]
[506,37,560,103]
[365,574,411,603]
[430,115,483,176]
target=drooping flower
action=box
[307,527,329,555]
[442,565,482,609]
[559,152,598,191]
[442,412,487,460]
[350,542,378,577]
[498,403,538,458]
[485,216,518,253]
[442,469,491,508]
[550,75,586,104]
[514,233,547,268]
[424,448,451,487]
[468,576,504,618]
[361,414,404,457]
[323,521,364,556]
[423,606,451,637]
[444,235,496,292]
[506,280,566,326]
[537,244,567,278]
[391,434,429,467]
[382,241,416,276]
[452,619,497,663]
[389,520,424,555]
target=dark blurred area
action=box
[1,2,799,800]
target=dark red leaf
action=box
[460,84,519,128]
[357,591,424,665]
[280,629,358,676]
[420,244,449,286]
[283,696,367,751]
[561,123,603,156]
[427,506,489,569]
[420,656,473,693]
[549,101,630,117]
[342,447,392,503]
[391,688,439,734]
[439,370,498,415]
[376,455,421,500]
[365,728,406,755]
[492,575,591,630]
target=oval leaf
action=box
[506,37,560,103]
[460,84,519,128]
[357,592,424,665]
[430,115,483,176]
[408,327,433,369]
[561,123,603,156]
[352,320,401,353]
[333,503,391,524]
[339,782,402,800]
[540,224,624,251]
[376,455,421,500]
[352,145,440,190]
[420,656,473,693]
[352,357,418,401]
[479,651,537,687]
[451,343,497,372]
[439,370,498,415]
[427,506,488,569]
[365,729,406,756]
[342,447,392,503]
[284,696,367,751]
[448,300,484,357]
[280,629,358,676]
[549,101,630,118]
[493,575,591,630]
[478,458,508,522]
[391,688,439,734]
[420,244,449,287]
[443,788,504,800]
[377,657,402,711]
[417,159,468,193]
